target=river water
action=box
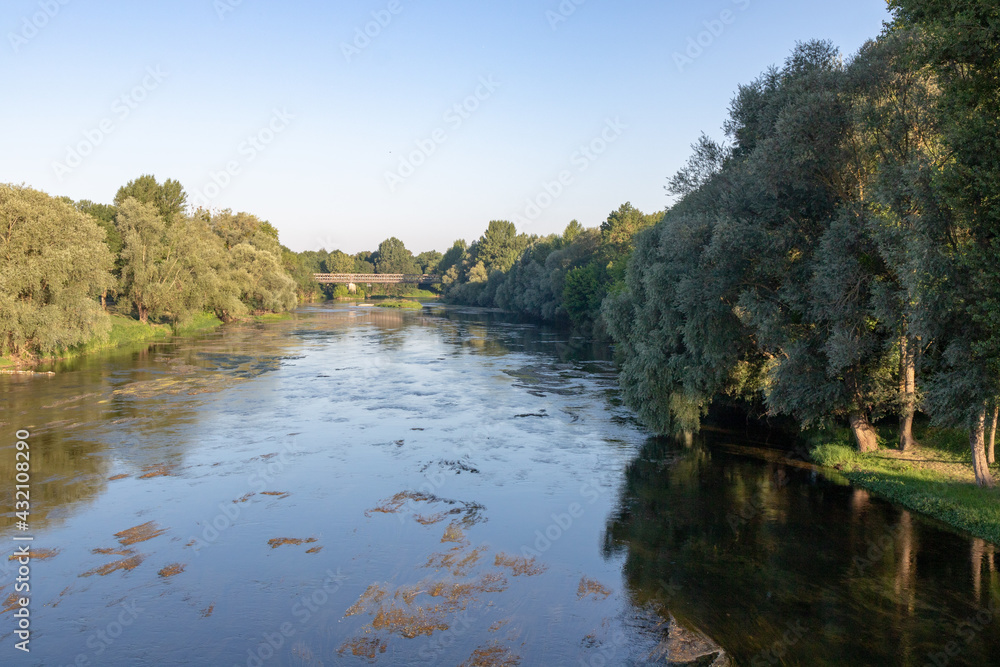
[0,303,997,666]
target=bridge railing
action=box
[313,273,441,284]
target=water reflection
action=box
[2,304,998,666]
[603,433,1000,666]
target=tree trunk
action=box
[138,304,148,324]
[970,408,995,488]
[898,335,917,451]
[101,290,107,312]
[849,412,879,453]
[988,404,997,466]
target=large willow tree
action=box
[0,184,113,357]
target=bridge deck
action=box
[313,273,441,284]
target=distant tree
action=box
[0,185,114,357]
[563,264,605,326]
[373,237,419,274]
[415,250,443,274]
[113,174,187,222]
[599,203,660,267]
[324,250,356,274]
[353,251,376,274]
[282,246,323,303]
[438,240,467,277]
[563,220,584,243]
[473,220,530,274]
[75,200,120,255]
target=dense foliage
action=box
[441,206,661,332]
[0,185,114,357]
[1,176,301,359]
[604,5,1000,486]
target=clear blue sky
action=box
[1,0,891,254]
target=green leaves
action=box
[0,184,114,357]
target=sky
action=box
[1,0,892,254]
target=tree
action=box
[889,0,1000,485]
[211,210,280,252]
[438,240,467,278]
[75,199,121,309]
[415,250,443,274]
[324,250,356,274]
[373,237,419,274]
[599,203,661,286]
[229,243,297,314]
[116,198,186,323]
[473,220,530,274]
[113,174,187,222]
[563,264,604,327]
[563,220,584,243]
[847,29,943,451]
[0,184,113,357]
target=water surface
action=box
[0,303,997,666]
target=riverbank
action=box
[810,426,1000,545]
[0,312,225,370]
[373,299,424,309]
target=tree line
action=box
[437,1,999,487]
[1,175,301,360]
[604,1,1000,485]
[437,206,661,333]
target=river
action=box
[1,303,997,666]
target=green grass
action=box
[250,312,294,323]
[1,311,225,369]
[73,315,172,355]
[396,287,438,298]
[171,312,223,336]
[808,423,1000,545]
[373,300,424,310]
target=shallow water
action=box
[0,303,997,666]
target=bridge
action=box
[313,273,441,285]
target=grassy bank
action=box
[809,424,1000,544]
[1,312,225,370]
[171,311,224,336]
[373,300,424,309]
[249,312,295,323]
